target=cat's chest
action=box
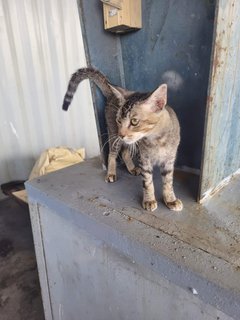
[139,139,170,164]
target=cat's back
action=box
[166,105,180,138]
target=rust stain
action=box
[211,39,227,83]
[206,95,213,104]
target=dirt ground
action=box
[0,197,44,320]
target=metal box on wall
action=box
[101,0,142,33]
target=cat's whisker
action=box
[111,137,120,150]
[129,143,134,158]
[103,135,117,148]
[128,145,132,158]
[101,135,118,152]
[112,137,121,151]
[128,145,132,157]
[129,144,134,158]
[111,138,118,150]
[100,132,109,137]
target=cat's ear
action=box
[109,85,125,104]
[147,84,167,112]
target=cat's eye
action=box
[130,118,139,126]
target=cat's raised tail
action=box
[62,67,112,111]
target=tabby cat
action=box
[62,68,183,212]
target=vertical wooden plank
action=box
[199,0,240,201]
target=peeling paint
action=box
[200,168,240,203]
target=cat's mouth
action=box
[122,137,138,145]
[121,133,144,145]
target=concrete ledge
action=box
[26,158,240,319]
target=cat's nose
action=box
[118,129,127,139]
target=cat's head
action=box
[112,84,168,144]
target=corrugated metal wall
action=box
[0,0,100,184]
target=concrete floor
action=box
[0,197,44,320]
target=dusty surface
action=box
[26,158,240,318]
[0,198,44,320]
[126,170,240,267]
[26,158,240,283]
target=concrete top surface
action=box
[26,157,240,318]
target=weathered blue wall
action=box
[78,0,215,169]
[200,0,240,199]
[121,0,215,168]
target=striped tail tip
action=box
[62,101,70,111]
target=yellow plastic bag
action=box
[29,147,85,180]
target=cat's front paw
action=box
[105,174,117,183]
[130,167,141,176]
[142,200,158,212]
[164,198,183,211]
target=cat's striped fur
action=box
[62,67,183,212]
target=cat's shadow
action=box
[115,164,199,209]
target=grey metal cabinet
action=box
[26,159,240,320]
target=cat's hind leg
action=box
[140,158,157,211]
[121,147,141,176]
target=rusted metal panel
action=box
[199,0,240,201]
